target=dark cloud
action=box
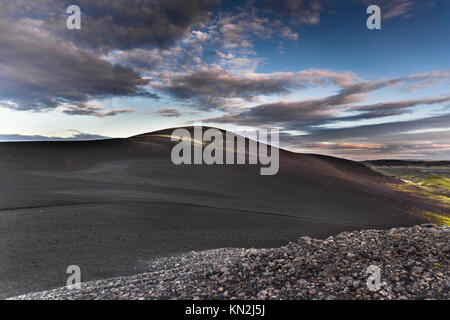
[296,140,450,153]
[110,44,208,75]
[207,95,446,128]
[206,72,450,127]
[279,119,450,160]
[204,71,450,159]
[301,142,386,151]
[160,67,448,113]
[331,72,449,101]
[151,108,198,117]
[62,105,135,117]
[291,140,450,160]
[207,97,347,126]
[156,108,183,117]
[334,97,450,122]
[0,17,156,112]
[0,0,222,113]
[0,0,332,115]
[7,0,221,53]
[158,66,356,110]
[303,114,450,142]
[354,97,450,112]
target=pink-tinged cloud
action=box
[311,142,385,150]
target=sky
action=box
[0,0,449,159]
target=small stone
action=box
[411,266,423,274]
[420,223,434,228]
[298,236,312,244]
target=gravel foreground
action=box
[10,225,449,300]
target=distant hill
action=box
[363,160,450,167]
[0,133,109,142]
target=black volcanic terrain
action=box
[0,128,431,298]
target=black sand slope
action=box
[0,127,429,298]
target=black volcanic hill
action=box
[0,127,431,298]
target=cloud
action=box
[155,108,184,117]
[62,105,135,117]
[332,71,449,99]
[362,0,435,20]
[304,114,450,142]
[204,69,450,159]
[339,96,450,121]
[260,0,322,25]
[280,27,299,40]
[150,108,198,118]
[109,43,208,76]
[282,121,450,160]
[305,142,386,150]
[292,140,450,160]
[354,97,450,112]
[0,0,333,117]
[215,10,301,49]
[219,13,271,48]
[207,98,346,126]
[207,94,448,129]
[0,0,355,117]
[206,71,450,127]
[0,16,156,112]
[382,0,415,19]
[8,0,222,53]
[158,66,357,110]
